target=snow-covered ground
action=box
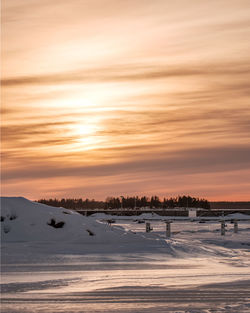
[1,197,250,312]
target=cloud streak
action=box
[3,145,250,181]
[2,61,250,86]
[2,0,250,200]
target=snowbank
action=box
[0,197,154,244]
[226,213,250,220]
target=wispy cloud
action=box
[3,145,250,181]
[2,61,250,86]
[2,0,250,200]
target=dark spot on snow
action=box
[62,211,71,214]
[48,218,56,226]
[54,221,65,228]
[137,220,145,224]
[107,219,116,225]
[86,229,95,236]
[9,214,17,220]
[47,219,65,228]
[1,216,5,222]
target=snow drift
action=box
[0,197,150,244]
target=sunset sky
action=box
[2,0,250,201]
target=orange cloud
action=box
[2,0,250,200]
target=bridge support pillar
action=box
[234,219,238,233]
[165,221,172,238]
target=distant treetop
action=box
[37,195,210,210]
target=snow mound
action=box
[226,213,250,220]
[0,197,149,244]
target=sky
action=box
[1,0,250,201]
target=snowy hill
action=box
[0,197,147,244]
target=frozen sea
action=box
[1,219,250,313]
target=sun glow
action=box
[69,115,105,151]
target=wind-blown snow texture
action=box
[1,197,250,313]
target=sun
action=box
[70,116,104,150]
[74,121,99,136]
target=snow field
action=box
[1,197,250,312]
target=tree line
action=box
[37,195,210,210]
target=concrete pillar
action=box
[234,219,238,233]
[146,222,151,233]
[165,221,172,238]
[221,220,226,236]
